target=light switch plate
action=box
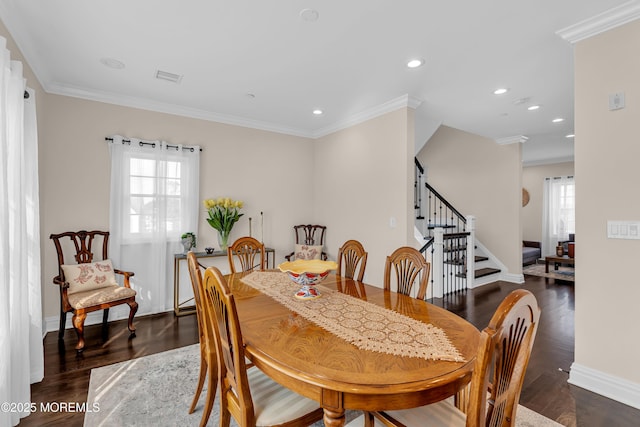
[608,220,640,239]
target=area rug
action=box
[85,344,563,426]
[523,262,575,282]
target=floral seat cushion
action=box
[67,285,137,309]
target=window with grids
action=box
[551,178,575,237]
[124,151,186,240]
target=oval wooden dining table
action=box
[227,272,480,427]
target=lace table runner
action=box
[241,271,464,362]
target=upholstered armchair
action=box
[50,230,138,352]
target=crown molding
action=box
[47,81,423,140]
[556,0,640,44]
[495,135,528,145]
[46,82,315,138]
[522,155,574,167]
[312,94,423,139]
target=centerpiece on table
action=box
[203,197,244,251]
[278,259,337,300]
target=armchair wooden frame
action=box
[285,224,328,261]
[227,236,266,274]
[383,246,430,300]
[50,230,138,352]
[337,239,368,282]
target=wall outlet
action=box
[609,92,625,111]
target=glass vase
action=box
[218,231,230,251]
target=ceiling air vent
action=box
[155,70,183,84]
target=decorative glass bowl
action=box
[278,259,337,300]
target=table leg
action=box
[321,389,345,427]
[323,407,346,427]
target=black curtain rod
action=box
[104,137,202,152]
[545,175,574,180]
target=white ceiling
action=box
[1,1,636,164]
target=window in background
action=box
[108,136,200,314]
[542,176,575,256]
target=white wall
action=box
[314,108,415,285]
[417,125,522,274]
[570,18,640,406]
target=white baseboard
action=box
[501,272,525,284]
[569,363,640,410]
[468,272,523,289]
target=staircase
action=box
[415,159,500,296]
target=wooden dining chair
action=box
[284,224,328,261]
[227,236,266,274]
[186,252,217,426]
[337,239,368,282]
[383,246,430,300]
[50,230,138,352]
[358,289,541,427]
[202,266,324,427]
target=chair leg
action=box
[101,308,110,340]
[189,352,207,414]
[199,358,217,427]
[127,300,138,334]
[218,393,231,427]
[58,310,67,341]
[72,311,87,352]
[364,412,375,427]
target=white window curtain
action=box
[108,135,200,316]
[0,38,44,427]
[542,176,575,256]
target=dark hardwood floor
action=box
[20,274,640,426]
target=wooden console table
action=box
[545,255,575,273]
[173,248,275,316]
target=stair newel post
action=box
[465,215,476,289]
[432,227,445,298]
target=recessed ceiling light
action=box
[100,57,125,69]
[493,88,509,95]
[312,109,324,116]
[552,118,564,123]
[407,59,424,69]
[300,8,319,22]
[527,105,541,111]
[566,134,575,138]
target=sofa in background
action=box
[523,241,541,266]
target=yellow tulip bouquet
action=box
[203,197,244,250]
